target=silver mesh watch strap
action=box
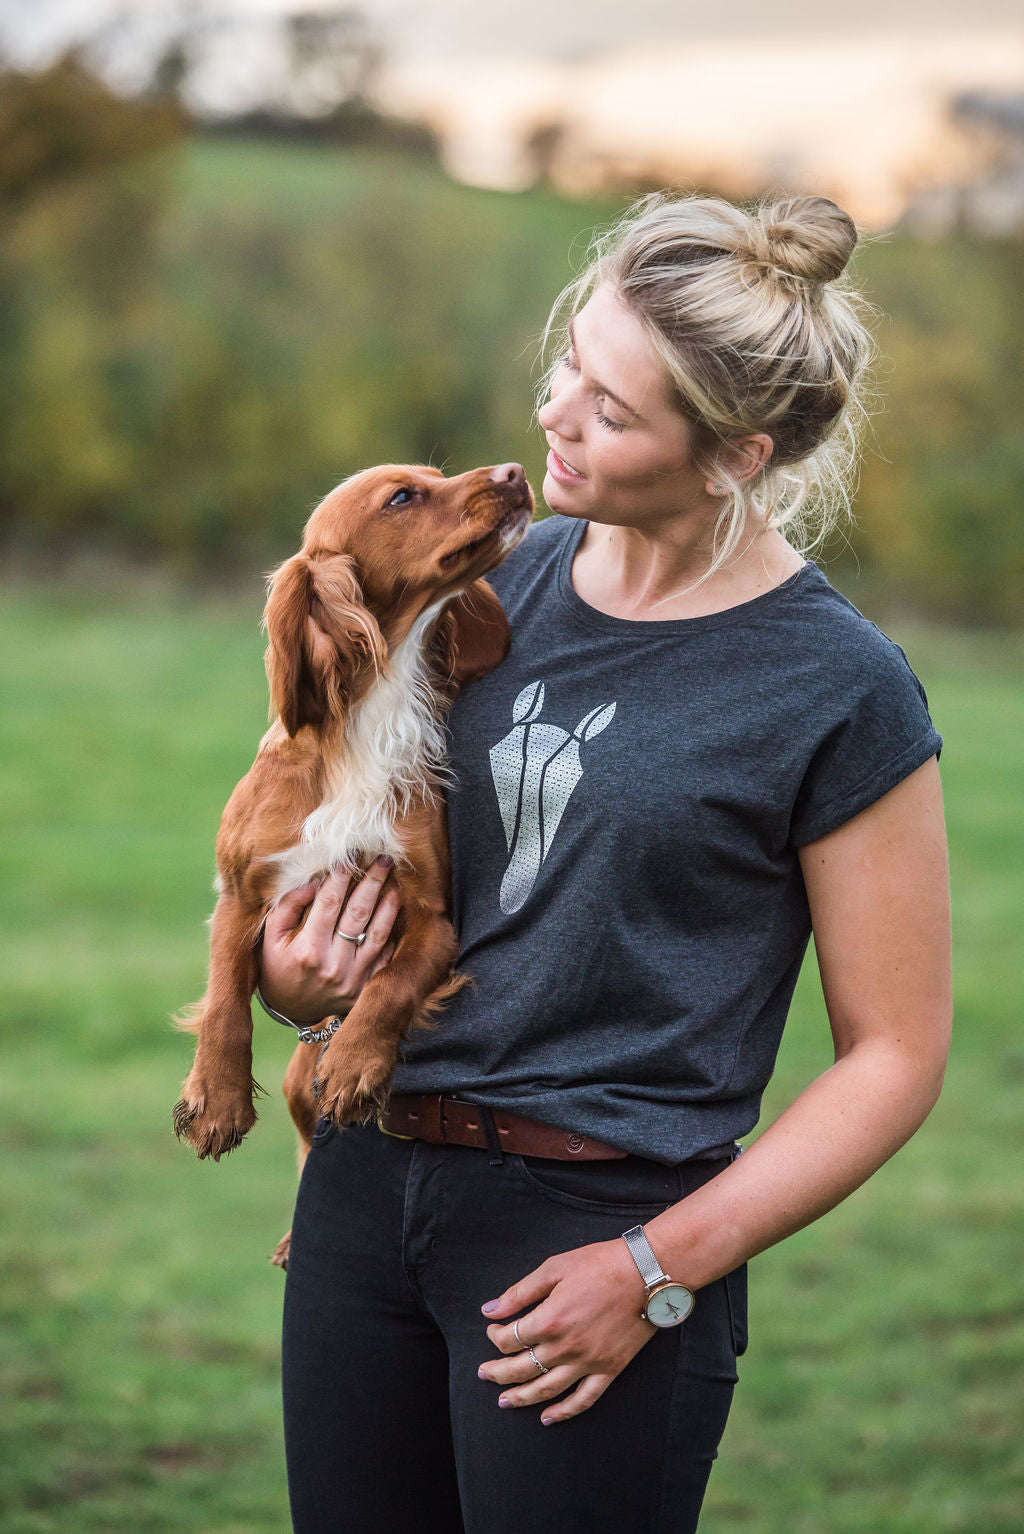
[622,1225,669,1288]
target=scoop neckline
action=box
[555,516,814,636]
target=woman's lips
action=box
[546,448,586,484]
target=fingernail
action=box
[477,1367,487,1379]
[541,1417,554,1427]
[498,1396,511,1408]
[481,1301,500,1314]
[376,855,394,869]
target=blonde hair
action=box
[540,192,877,573]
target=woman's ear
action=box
[704,432,774,496]
[433,579,511,692]
[264,553,385,737]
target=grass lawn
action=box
[0,580,1021,1532]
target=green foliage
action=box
[0,54,184,207]
[0,591,1020,1531]
[0,115,1021,622]
[0,57,185,548]
[849,236,1024,625]
[0,132,607,570]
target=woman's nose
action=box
[538,388,575,437]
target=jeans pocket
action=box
[512,1153,683,1214]
[724,1262,749,1357]
[310,1116,338,1147]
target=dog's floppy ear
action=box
[264,553,385,737]
[433,579,511,692]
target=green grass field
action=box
[1,580,1021,1532]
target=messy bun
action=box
[540,191,876,576]
[746,195,858,290]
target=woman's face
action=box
[538,283,709,529]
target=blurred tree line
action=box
[0,48,1021,623]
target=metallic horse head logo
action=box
[489,681,616,913]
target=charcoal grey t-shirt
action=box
[393,515,942,1164]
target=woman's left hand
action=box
[478,1237,656,1425]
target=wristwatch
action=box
[622,1225,695,1328]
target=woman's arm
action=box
[479,757,952,1423]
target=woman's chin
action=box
[542,472,587,518]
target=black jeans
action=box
[282,1118,747,1534]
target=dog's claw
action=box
[172,1087,257,1160]
[172,1098,196,1139]
[314,1054,394,1127]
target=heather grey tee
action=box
[393,515,942,1164]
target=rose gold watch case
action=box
[642,1278,695,1328]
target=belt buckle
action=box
[376,1112,414,1141]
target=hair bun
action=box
[749,196,857,287]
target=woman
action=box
[260,192,951,1533]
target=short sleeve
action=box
[789,639,942,847]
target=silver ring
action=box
[513,1319,525,1348]
[335,928,367,945]
[528,1346,550,1376]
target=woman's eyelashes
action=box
[596,408,627,433]
[557,354,628,433]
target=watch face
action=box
[645,1282,695,1328]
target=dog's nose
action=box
[489,463,527,493]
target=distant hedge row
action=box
[1,94,1021,622]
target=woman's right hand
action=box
[258,858,401,1024]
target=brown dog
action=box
[173,462,532,1177]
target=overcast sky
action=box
[5,0,1023,67]
[356,0,1024,54]
[6,0,1020,225]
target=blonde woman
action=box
[261,193,951,1533]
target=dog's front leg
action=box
[173,891,262,1160]
[314,900,460,1125]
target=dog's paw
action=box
[173,1076,259,1161]
[269,1230,292,1271]
[314,1046,394,1127]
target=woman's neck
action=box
[570,514,805,622]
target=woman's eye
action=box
[559,351,580,373]
[387,488,414,507]
[596,408,626,433]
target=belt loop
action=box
[428,1094,447,1142]
[479,1105,504,1167]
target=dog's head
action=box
[264,462,533,737]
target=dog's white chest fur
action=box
[269,600,450,899]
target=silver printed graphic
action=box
[489,681,616,913]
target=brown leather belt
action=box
[378,1094,628,1161]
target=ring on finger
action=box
[512,1318,526,1349]
[527,1346,550,1377]
[335,927,367,945]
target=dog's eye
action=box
[386,488,415,508]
